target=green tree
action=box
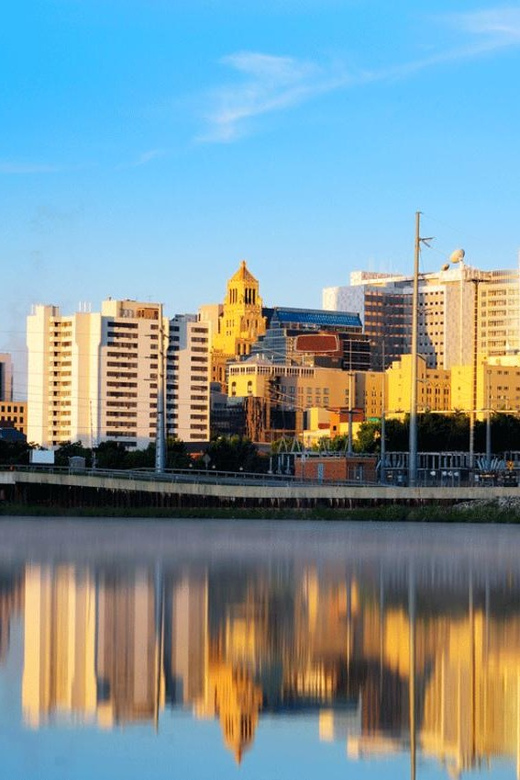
[54,441,92,467]
[201,435,268,473]
[166,437,191,470]
[95,441,129,469]
[125,443,155,469]
[384,418,409,451]
[0,439,32,466]
[355,421,381,453]
[474,413,520,455]
[417,412,469,452]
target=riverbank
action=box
[2,499,520,523]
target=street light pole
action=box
[486,368,492,469]
[409,212,421,487]
[409,212,433,487]
[347,370,353,456]
[380,341,386,484]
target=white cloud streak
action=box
[0,161,62,174]
[449,7,520,41]
[199,52,352,143]
[132,148,167,166]
[199,7,520,143]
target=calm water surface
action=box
[0,518,519,780]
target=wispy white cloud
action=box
[132,148,167,166]
[116,148,168,170]
[448,7,520,42]
[199,52,352,143]
[0,161,62,174]
[199,7,520,143]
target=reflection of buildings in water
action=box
[421,611,520,779]
[0,566,23,663]
[339,574,520,780]
[16,554,520,777]
[200,661,263,765]
[96,567,163,727]
[162,570,207,707]
[296,566,353,660]
[22,564,97,728]
[319,706,361,742]
[22,564,164,729]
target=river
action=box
[0,517,519,779]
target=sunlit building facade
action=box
[324,264,520,371]
[0,400,27,436]
[167,314,210,443]
[26,301,212,449]
[201,260,266,390]
[27,300,169,449]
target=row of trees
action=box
[0,413,518,471]
[0,435,270,472]
[321,412,520,455]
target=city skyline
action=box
[2,1,520,389]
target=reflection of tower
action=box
[0,567,23,664]
[22,564,96,727]
[163,571,208,706]
[209,662,262,764]
[96,567,163,727]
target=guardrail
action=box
[1,465,380,490]
[2,464,518,490]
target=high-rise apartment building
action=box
[27,301,211,449]
[167,314,210,443]
[323,264,520,371]
[27,300,167,449]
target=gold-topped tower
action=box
[209,260,266,390]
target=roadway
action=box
[1,466,519,504]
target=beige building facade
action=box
[0,400,27,435]
[167,314,210,443]
[324,263,520,371]
[27,300,169,449]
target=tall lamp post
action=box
[485,368,492,469]
[409,212,433,487]
[380,341,386,484]
[441,248,470,470]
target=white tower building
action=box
[167,314,210,443]
[27,300,168,449]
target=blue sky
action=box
[2,0,520,391]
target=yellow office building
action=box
[204,261,266,389]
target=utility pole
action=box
[347,371,353,456]
[469,278,480,474]
[409,212,421,488]
[380,341,386,484]
[485,368,492,469]
[409,212,433,487]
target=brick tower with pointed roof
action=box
[210,260,266,390]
